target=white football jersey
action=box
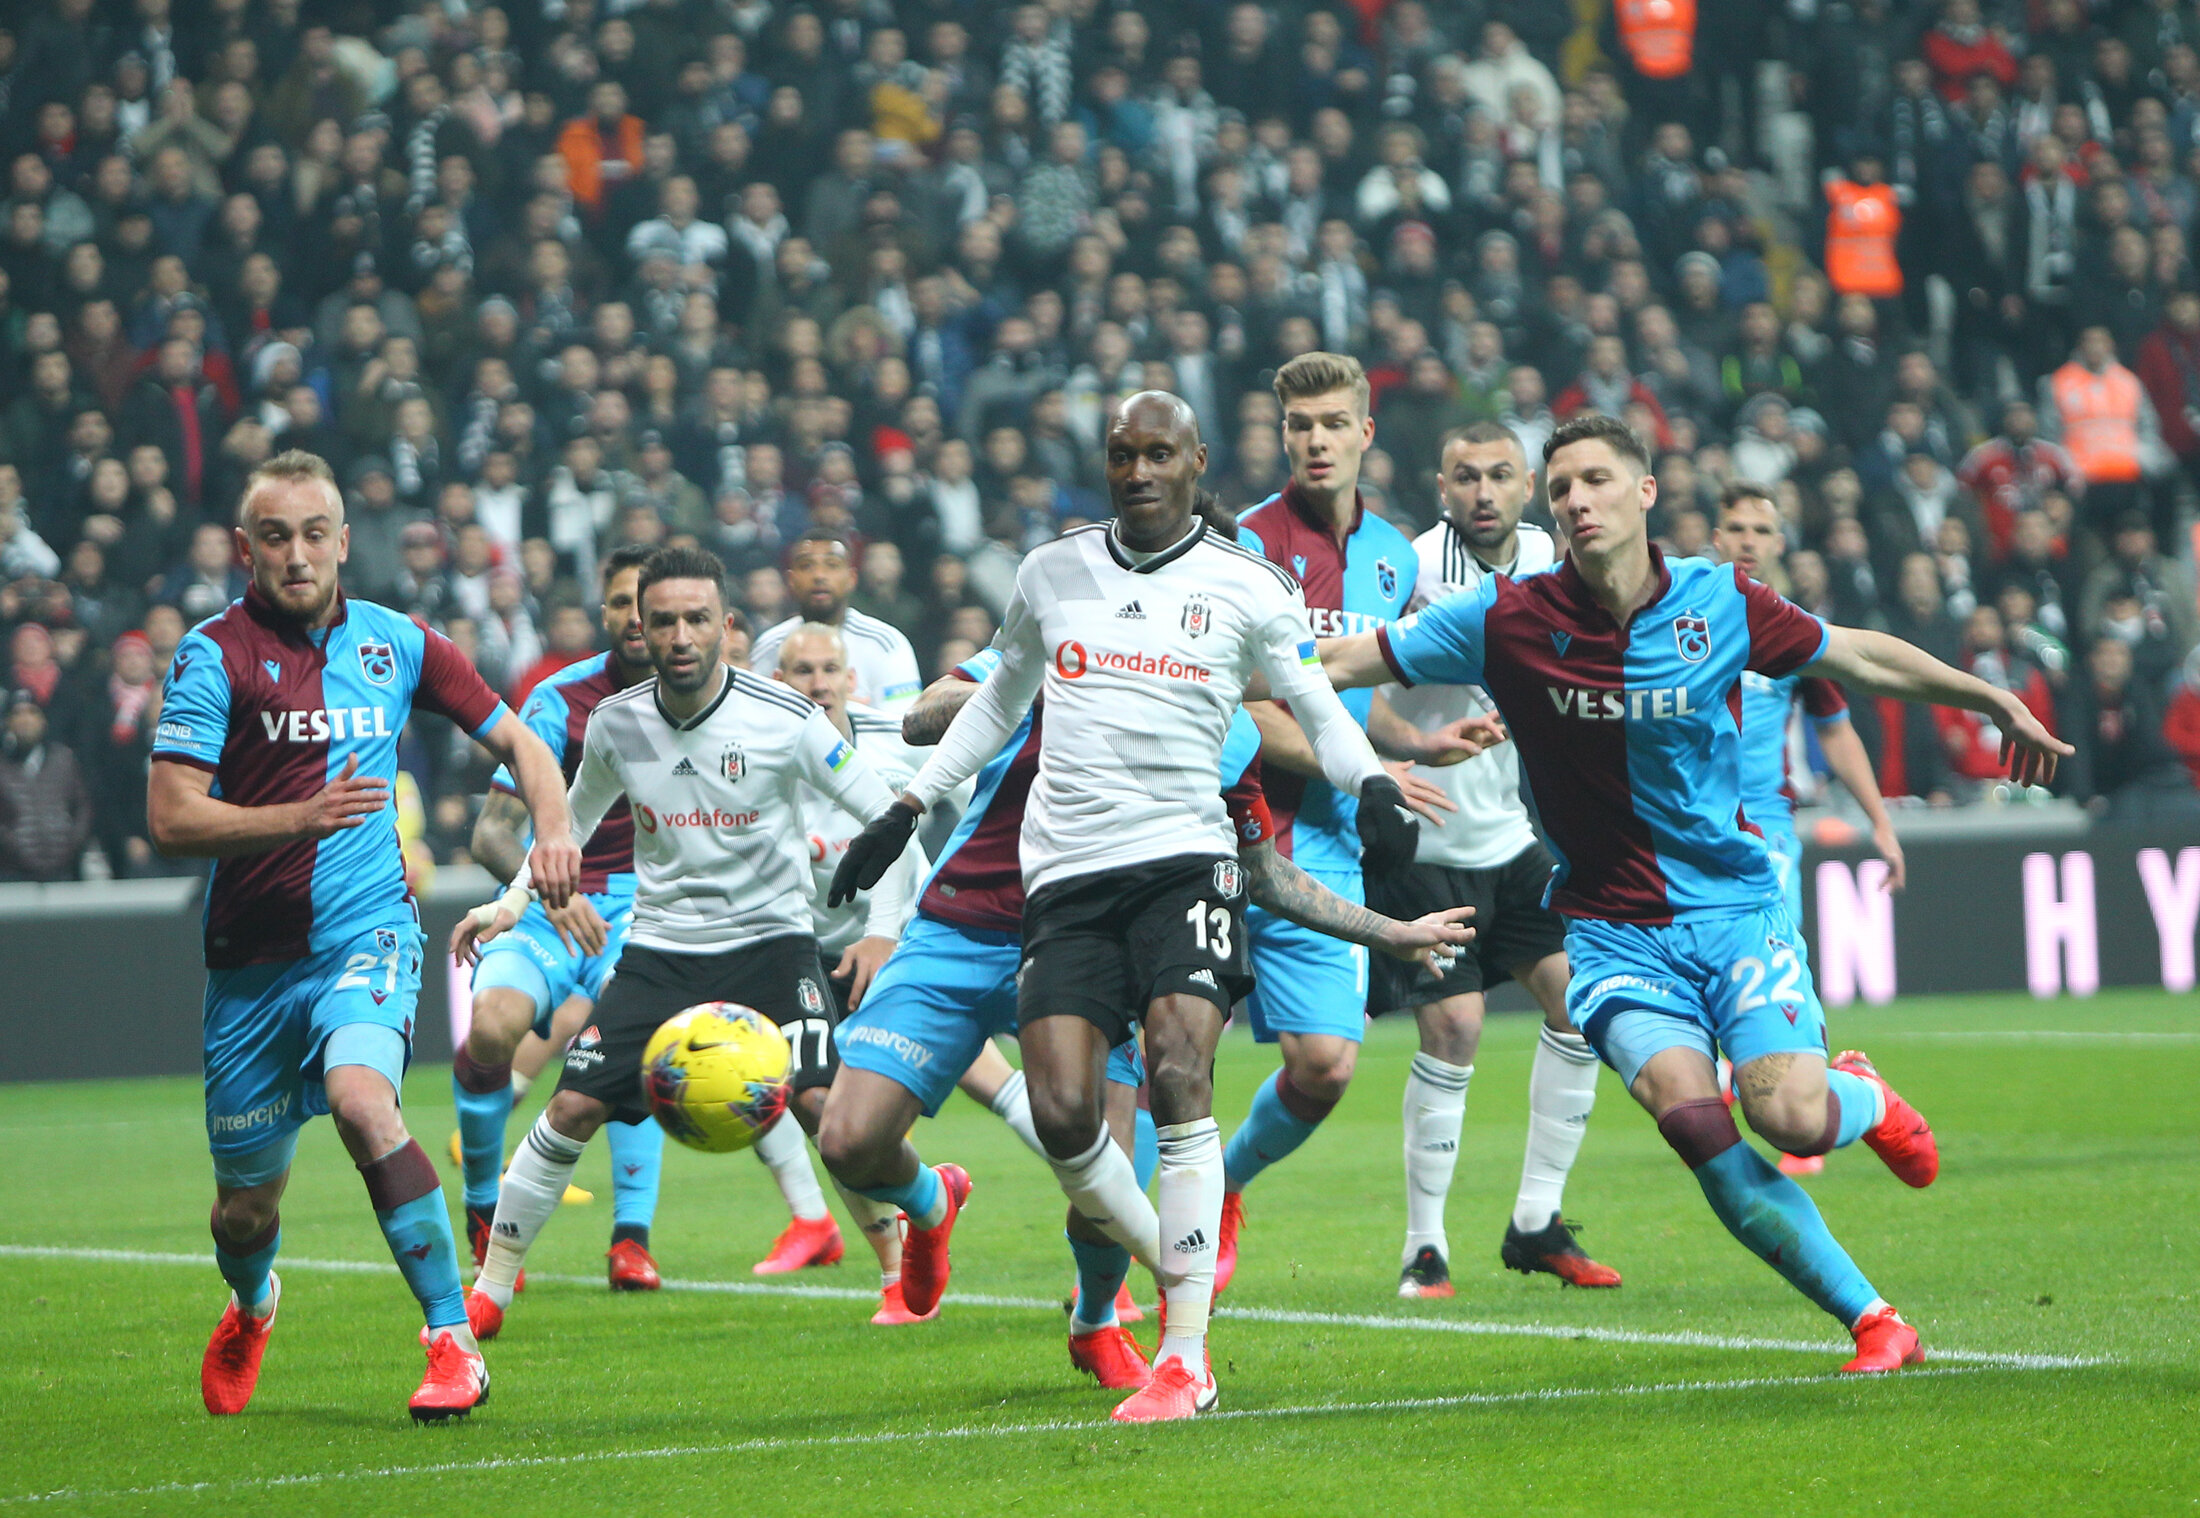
[802,701,929,954]
[548,668,898,954]
[905,520,1387,896]
[1389,519,1555,871]
[751,609,923,713]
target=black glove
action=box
[1355,775,1419,875]
[828,798,922,907]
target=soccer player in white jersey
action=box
[1372,422,1621,1296]
[749,532,924,713]
[450,546,902,1340]
[833,393,1420,1422]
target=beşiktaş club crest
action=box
[1375,557,1398,600]
[1212,859,1244,899]
[797,978,825,1015]
[358,639,397,686]
[1672,611,1711,663]
[720,744,745,782]
[1180,596,1213,637]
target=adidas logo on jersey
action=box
[1188,969,1219,989]
[1115,600,1146,619]
[671,757,700,776]
[1173,1228,1209,1254]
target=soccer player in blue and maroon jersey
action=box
[1319,415,2069,1372]
[148,452,580,1421]
[455,543,667,1293]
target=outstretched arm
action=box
[476,710,580,907]
[1317,629,1400,693]
[1240,838,1473,970]
[1805,625,2072,787]
[470,788,532,884]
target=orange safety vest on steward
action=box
[2051,362,2143,484]
[1823,181,1904,298]
[1615,0,1696,79]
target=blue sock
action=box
[452,1047,515,1211]
[211,1209,279,1311]
[1132,1104,1158,1192]
[608,1118,664,1231]
[1693,1143,1879,1326]
[1223,1069,1333,1192]
[361,1140,467,1330]
[855,1161,943,1225]
[1068,1233,1131,1329]
[1825,1069,1880,1150]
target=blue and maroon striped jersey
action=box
[154,589,508,967]
[488,652,636,894]
[1237,484,1415,872]
[1738,669,1849,830]
[1377,548,1830,924]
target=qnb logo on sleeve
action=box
[258,706,396,741]
[1547,686,1699,721]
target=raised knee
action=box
[213,1192,276,1242]
[1288,1047,1356,1104]
[1739,1092,1824,1155]
[1027,1082,1102,1158]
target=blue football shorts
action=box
[471,887,635,1035]
[1564,904,1829,1090]
[1242,866,1369,1045]
[203,919,426,1164]
[839,915,1150,1116]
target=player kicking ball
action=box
[454,545,667,1293]
[834,393,1422,1421]
[149,451,580,1421]
[1316,415,2069,1372]
[450,547,899,1341]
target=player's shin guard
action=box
[1069,1233,1131,1331]
[1402,1053,1471,1264]
[451,1046,515,1211]
[754,1112,829,1221]
[988,1068,1048,1159]
[359,1140,466,1330]
[1514,1028,1599,1231]
[1222,1070,1335,1192]
[1155,1117,1224,1366]
[1133,1103,1158,1191]
[606,1118,664,1238]
[481,1115,585,1306]
[1048,1128,1163,1276]
[210,1206,279,1314]
[1657,1098,1878,1326]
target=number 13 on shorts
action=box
[1185,899,1234,959]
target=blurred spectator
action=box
[0,692,92,881]
[2066,635,2191,815]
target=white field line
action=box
[0,1243,2108,1370]
[1863,1030,2200,1043]
[0,1366,1999,1506]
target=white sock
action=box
[510,1069,534,1100]
[1513,1027,1600,1233]
[1046,1127,1163,1277]
[753,1113,829,1221]
[1155,1117,1223,1374]
[479,1115,585,1305]
[832,1176,903,1272]
[987,1068,1048,1160]
[1402,1053,1472,1266]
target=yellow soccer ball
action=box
[641,1003,792,1153]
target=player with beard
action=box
[451,545,670,1294]
[152,450,579,1420]
[748,532,924,713]
[832,393,1422,1421]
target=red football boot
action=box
[464,1288,504,1341]
[871,1278,938,1325]
[410,1328,490,1421]
[1110,1350,1216,1422]
[1778,1153,1826,1177]
[1213,1192,1245,1296]
[1842,1305,1926,1373]
[465,1206,523,1293]
[752,1214,845,1276]
[1114,1281,1145,1324]
[1501,1215,1622,1287]
[606,1238,661,1291]
[200,1272,280,1415]
[1832,1050,1939,1188]
[1070,1324,1152,1389]
[898,1164,972,1317]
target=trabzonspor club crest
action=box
[1376,557,1398,600]
[1672,612,1710,663]
[358,639,397,686]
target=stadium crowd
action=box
[3,0,2200,882]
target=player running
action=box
[748,531,924,713]
[832,392,1422,1422]
[450,546,899,1340]
[150,450,580,1421]
[453,544,667,1293]
[1316,415,2069,1372]
[1711,482,1906,1177]
[1369,421,1620,1296]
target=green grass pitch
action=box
[3,990,2194,1515]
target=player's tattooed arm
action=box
[1240,838,1474,968]
[470,789,531,883]
[902,674,979,746]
